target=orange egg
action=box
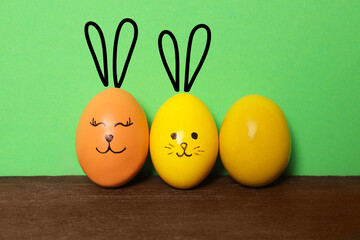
[75,88,149,187]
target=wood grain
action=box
[0,176,359,239]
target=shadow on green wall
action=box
[285,126,297,175]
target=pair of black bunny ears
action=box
[158,24,211,92]
[84,18,137,88]
[85,19,211,92]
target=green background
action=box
[1,1,359,176]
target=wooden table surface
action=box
[0,176,359,239]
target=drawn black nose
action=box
[180,142,188,150]
[105,134,113,143]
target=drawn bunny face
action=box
[150,24,218,189]
[165,131,204,158]
[75,19,149,188]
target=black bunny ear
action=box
[113,18,138,88]
[184,24,211,92]
[84,21,109,87]
[158,30,180,92]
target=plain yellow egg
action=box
[220,95,291,187]
[150,93,218,189]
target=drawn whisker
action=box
[197,150,204,152]
[164,146,172,149]
[169,143,174,147]
[194,153,200,155]
[193,146,200,150]
[168,152,173,155]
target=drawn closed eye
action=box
[114,117,133,127]
[90,118,106,126]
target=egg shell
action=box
[220,95,291,187]
[150,93,218,189]
[75,88,149,188]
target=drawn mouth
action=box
[176,151,192,158]
[96,143,126,154]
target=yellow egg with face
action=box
[150,93,218,189]
[220,95,291,187]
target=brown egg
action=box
[75,88,149,187]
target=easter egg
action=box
[219,95,290,187]
[75,88,149,188]
[150,93,218,189]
